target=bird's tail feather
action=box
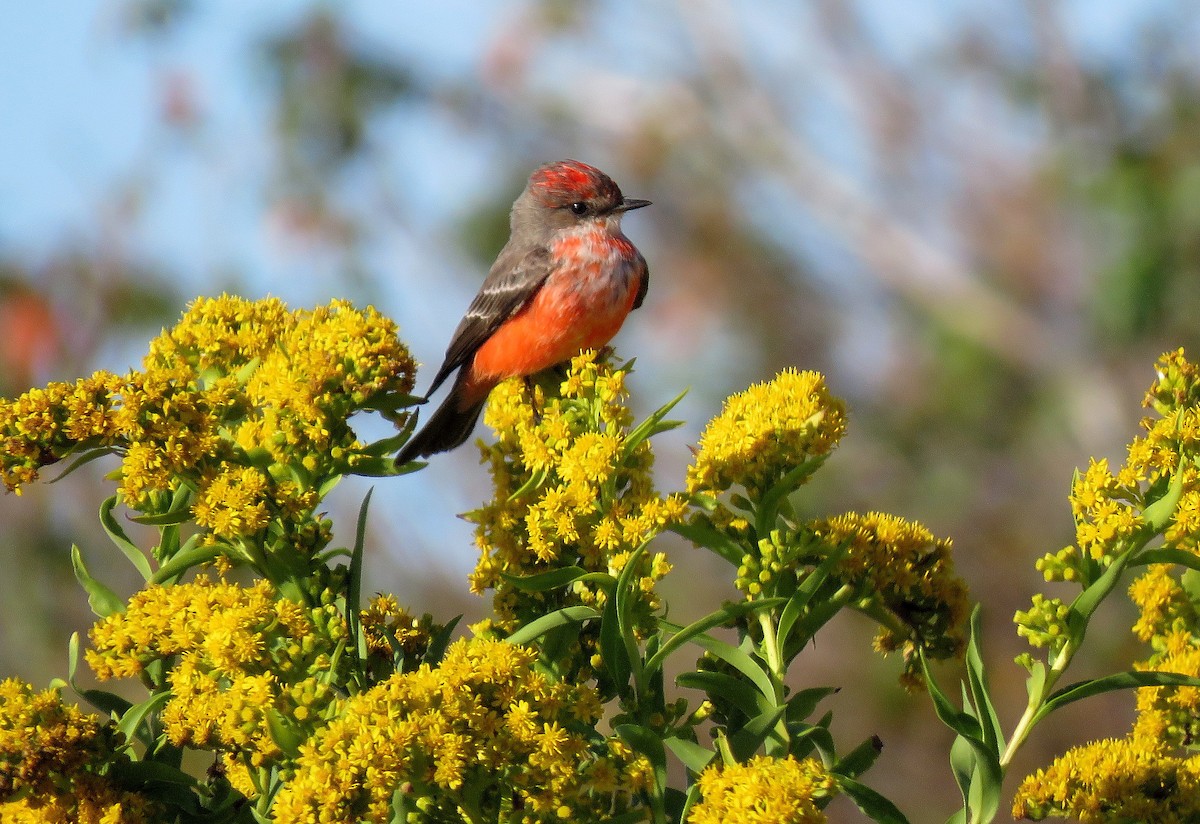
[395,390,486,465]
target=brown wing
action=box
[424,244,555,396]
[632,258,649,311]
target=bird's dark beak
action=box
[616,198,652,212]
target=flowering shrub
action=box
[1,296,1198,822]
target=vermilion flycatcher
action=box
[395,159,651,464]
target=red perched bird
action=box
[395,159,651,464]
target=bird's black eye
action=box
[568,202,589,216]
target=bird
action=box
[395,159,651,465]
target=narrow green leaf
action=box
[1132,547,1200,571]
[675,627,776,705]
[505,606,600,646]
[838,776,911,824]
[47,446,112,484]
[266,708,305,757]
[621,388,688,459]
[347,489,373,666]
[118,691,171,750]
[785,686,839,722]
[71,545,125,618]
[669,520,746,566]
[424,615,461,666]
[99,496,153,580]
[600,578,633,692]
[663,736,715,774]
[1025,660,1047,703]
[149,538,221,584]
[644,598,786,679]
[834,735,884,779]
[613,545,648,693]
[965,607,1003,753]
[1033,670,1200,725]
[777,541,850,652]
[921,653,981,740]
[1067,546,1135,634]
[129,509,192,527]
[727,705,787,761]
[1143,466,1185,531]
[615,723,668,796]
[500,566,594,592]
[676,671,770,719]
[754,455,828,538]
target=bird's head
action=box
[511,159,650,238]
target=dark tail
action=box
[395,378,487,465]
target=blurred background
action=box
[3,1,1200,819]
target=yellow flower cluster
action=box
[1015,350,1200,819]
[0,679,159,823]
[1034,349,1200,583]
[686,369,846,499]
[1012,736,1200,822]
[687,755,836,824]
[359,593,436,666]
[809,512,969,686]
[86,577,344,776]
[469,351,681,641]
[272,637,645,824]
[0,295,415,534]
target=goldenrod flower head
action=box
[87,576,345,765]
[688,755,836,824]
[0,679,159,822]
[469,352,680,652]
[809,512,969,686]
[272,637,632,824]
[0,295,415,506]
[686,369,846,498]
[1012,736,1200,822]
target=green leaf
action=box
[727,705,787,761]
[1025,660,1047,702]
[149,537,221,584]
[129,487,194,526]
[834,735,883,779]
[838,776,911,824]
[613,545,648,693]
[670,624,776,704]
[425,615,461,666]
[266,708,306,757]
[615,723,668,796]
[1033,670,1200,725]
[777,541,850,653]
[500,566,595,592]
[964,607,1003,753]
[71,545,125,618]
[118,691,171,750]
[600,577,634,693]
[99,496,153,580]
[1132,547,1200,572]
[754,455,828,538]
[669,519,746,566]
[663,736,715,774]
[676,671,770,719]
[921,653,981,740]
[67,632,134,720]
[644,598,786,679]
[505,606,600,646]
[1066,545,1135,637]
[1143,465,1185,531]
[785,686,839,722]
[621,388,688,459]
[47,445,113,484]
[347,488,373,668]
